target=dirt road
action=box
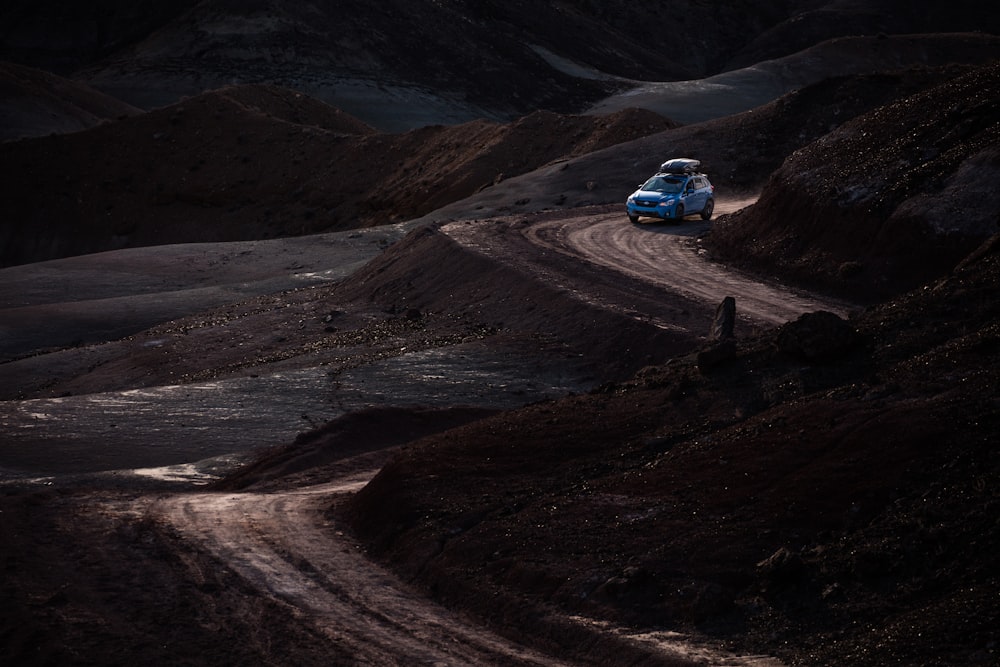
[150,464,782,666]
[527,210,853,325]
[6,198,850,664]
[152,466,576,666]
[443,196,850,335]
[129,199,829,665]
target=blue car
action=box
[626,158,715,223]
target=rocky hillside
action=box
[1,0,782,128]
[723,0,1000,70]
[704,60,1000,302]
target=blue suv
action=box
[626,158,715,223]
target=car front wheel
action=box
[628,213,639,223]
[674,204,685,221]
[701,198,714,220]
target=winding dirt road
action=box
[153,467,572,666]
[128,200,838,665]
[444,197,850,336]
[151,462,782,666]
[525,205,852,326]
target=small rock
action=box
[776,311,858,361]
[709,296,736,341]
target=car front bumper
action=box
[627,201,678,219]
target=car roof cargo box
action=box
[659,158,700,174]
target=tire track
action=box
[446,198,853,329]
[525,200,853,326]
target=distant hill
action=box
[0,61,141,141]
[4,0,997,131]
[0,84,675,267]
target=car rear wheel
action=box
[700,198,714,220]
[674,204,685,221]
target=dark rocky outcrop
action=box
[775,311,859,362]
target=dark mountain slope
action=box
[344,202,1000,667]
[725,0,1000,70]
[0,84,674,267]
[0,0,198,74]
[9,1,997,131]
[1,1,788,103]
[0,61,141,141]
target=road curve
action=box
[149,466,784,666]
[153,468,575,666]
[447,197,853,329]
[132,200,822,666]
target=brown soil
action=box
[2,3,1000,666]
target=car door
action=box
[697,177,711,210]
[685,178,705,212]
[680,178,696,212]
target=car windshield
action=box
[641,176,684,194]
